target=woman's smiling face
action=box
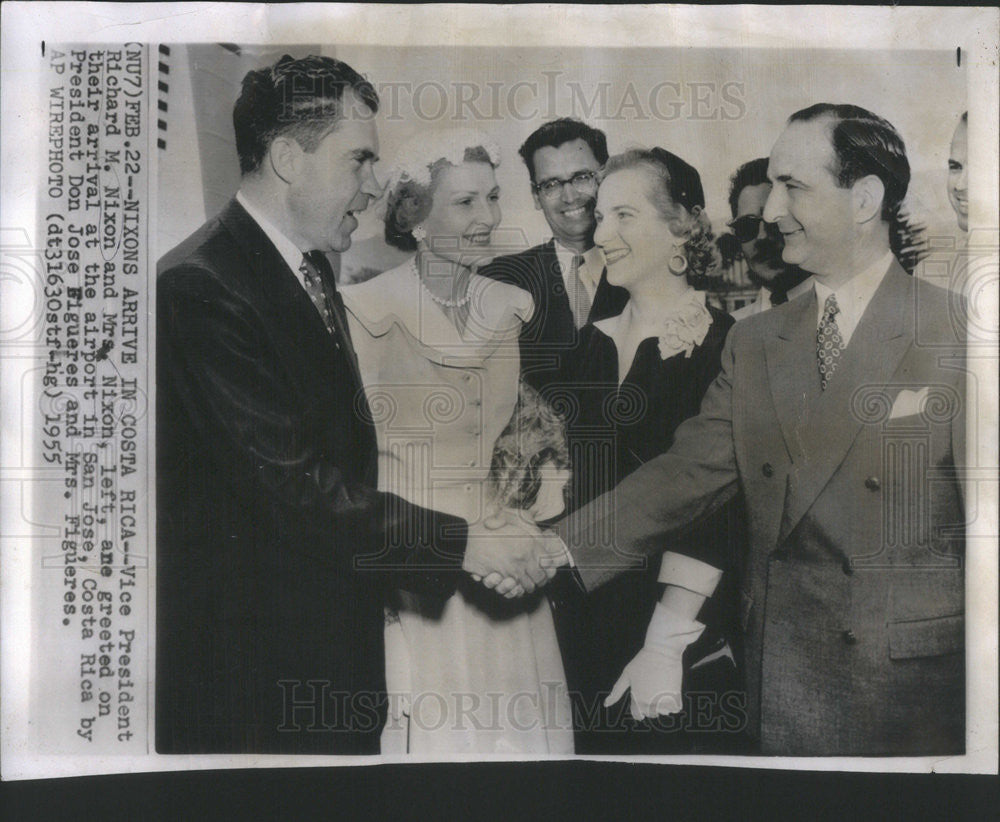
[594,168,683,291]
[421,160,501,265]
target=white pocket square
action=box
[889,386,930,419]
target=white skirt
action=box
[381,584,574,756]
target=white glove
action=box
[605,602,706,721]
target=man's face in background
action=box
[531,139,601,250]
[733,182,786,283]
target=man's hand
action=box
[605,601,706,720]
[463,511,568,597]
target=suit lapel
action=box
[764,290,820,466]
[219,199,364,388]
[315,261,370,394]
[777,261,913,544]
[587,267,628,323]
[539,240,576,341]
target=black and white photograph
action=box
[153,39,976,760]
[1,2,997,792]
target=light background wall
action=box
[157,43,968,276]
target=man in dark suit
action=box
[479,118,627,392]
[555,104,966,756]
[156,55,560,754]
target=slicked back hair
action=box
[789,103,909,222]
[788,103,927,273]
[233,54,379,175]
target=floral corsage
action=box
[657,290,712,360]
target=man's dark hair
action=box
[790,103,926,273]
[789,103,909,222]
[233,54,379,175]
[728,157,770,220]
[517,118,608,183]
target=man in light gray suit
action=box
[554,103,966,756]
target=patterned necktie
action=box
[566,254,589,329]
[816,293,844,390]
[300,252,368,413]
[299,253,338,336]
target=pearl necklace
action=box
[411,256,472,309]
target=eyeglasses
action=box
[533,171,599,199]
[728,214,765,244]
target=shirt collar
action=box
[552,239,604,288]
[812,251,894,341]
[236,190,307,279]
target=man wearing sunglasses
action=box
[480,118,627,393]
[728,157,812,321]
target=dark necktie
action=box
[300,251,365,388]
[816,293,844,390]
[301,251,360,351]
[770,287,788,306]
[298,253,374,471]
[300,253,338,337]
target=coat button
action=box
[842,629,858,645]
[762,462,774,477]
[864,476,880,491]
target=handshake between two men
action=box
[461,509,570,598]
[459,506,697,724]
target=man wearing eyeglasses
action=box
[480,118,627,393]
[728,157,812,321]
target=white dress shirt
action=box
[553,240,605,305]
[731,277,815,322]
[659,251,894,597]
[813,251,894,346]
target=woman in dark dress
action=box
[554,148,744,755]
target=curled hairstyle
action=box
[602,147,720,285]
[383,145,496,252]
[518,118,609,184]
[233,54,379,175]
[728,157,770,220]
[789,103,927,273]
